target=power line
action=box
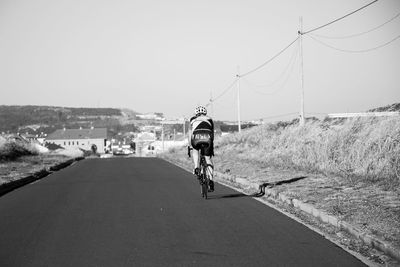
[240,37,299,77]
[302,0,379,35]
[207,78,238,106]
[308,33,400,53]
[311,11,400,39]
[242,44,299,89]
[242,45,299,96]
[206,0,387,121]
[240,0,380,79]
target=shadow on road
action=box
[258,176,308,195]
[207,191,265,200]
[208,176,308,200]
[259,176,307,189]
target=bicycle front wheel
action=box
[201,173,208,199]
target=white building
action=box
[45,127,108,153]
[136,113,164,120]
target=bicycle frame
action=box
[199,146,211,199]
[188,145,212,199]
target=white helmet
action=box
[195,105,207,116]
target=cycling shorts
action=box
[191,129,213,157]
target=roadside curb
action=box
[160,156,400,262]
[0,156,85,197]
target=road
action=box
[0,157,365,266]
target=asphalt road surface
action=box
[0,158,365,266]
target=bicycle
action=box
[188,145,213,199]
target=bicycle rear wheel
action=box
[200,173,208,199]
[199,154,209,199]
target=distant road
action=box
[0,158,365,266]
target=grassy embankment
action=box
[216,116,399,190]
[168,116,399,190]
[0,136,76,185]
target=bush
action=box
[0,139,39,161]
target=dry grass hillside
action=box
[217,116,400,191]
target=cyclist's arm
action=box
[188,118,195,152]
[188,121,192,145]
[210,118,215,140]
[187,119,193,157]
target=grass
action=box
[0,154,71,185]
[0,136,78,185]
[0,136,39,161]
[216,116,400,190]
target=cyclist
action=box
[189,105,215,191]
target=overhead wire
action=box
[242,44,299,88]
[242,44,299,96]
[239,37,299,77]
[302,0,379,35]
[206,78,238,106]
[209,37,299,114]
[210,96,237,119]
[310,11,400,39]
[206,0,390,120]
[308,33,400,53]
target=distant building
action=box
[135,132,156,142]
[140,125,162,133]
[136,112,164,120]
[45,127,108,153]
[133,132,157,156]
[19,133,37,142]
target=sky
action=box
[0,0,399,121]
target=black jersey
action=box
[190,115,214,132]
[190,114,214,156]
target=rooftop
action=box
[46,128,107,140]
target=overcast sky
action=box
[1,0,399,121]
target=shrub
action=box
[0,139,39,161]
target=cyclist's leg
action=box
[192,148,200,174]
[191,136,200,174]
[204,156,213,180]
[203,142,214,180]
[204,156,214,191]
[202,141,214,191]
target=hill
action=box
[0,105,140,137]
[368,102,400,112]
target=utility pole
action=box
[182,118,186,138]
[237,67,242,133]
[161,124,164,152]
[210,91,214,117]
[299,17,305,126]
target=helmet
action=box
[195,105,207,116]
